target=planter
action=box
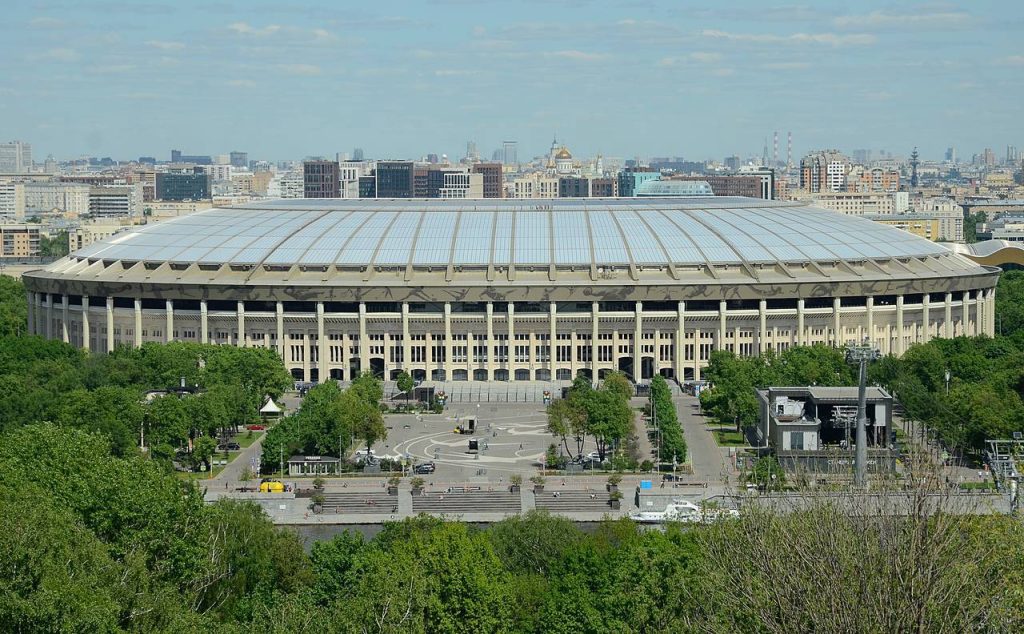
[312,503,323,514]
[607,484,619,494]
[509,485,521,493]
[609,499,621,510]
[387,486,399,495]
[533,485,545,494]
[412,487,424,497]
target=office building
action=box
[0,141,32,173]
[472,163,503,198]
[24,182,91,216]
[670,172,774,199]
[800,150,850,193]
[375,161,415,198]
[230,151,248,168]
[0,182,27,220]
[303,160,340,198]
[88,185,142,218]
[155,171,211,201]
[439,172,483,199]
[170,150,212,165]
[25,198,997,379]
[0,224,40,259]
[617,167,660,197]
[503,141,518,166]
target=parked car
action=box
[414,462,436,474]
[217,442,241,451]
[247,424,266,431]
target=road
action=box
[676,394,730,481]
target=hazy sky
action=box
[1,1,1021,163]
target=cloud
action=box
[659,51,723,66]
[227,22,281,36]
[228,79,257,88]
[761,61,812,70]
[274,63,321,76]
[145,40,185,51]
[701,29,876,46]
[29,16,66,29]
[31,48,80,62]
[834,10,971,30]
[1000,55,1024,66]
[311,28,335,41]
[87,64,137,74]
[545,50,610,62]
[434,69,478,76]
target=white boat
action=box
[629,499,739,524]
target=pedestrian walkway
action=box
[534,490,619,513]
[676,395,730,480]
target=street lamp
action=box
[846,339,881,487]
[944,369,950,396]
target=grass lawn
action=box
[713,429,748,446]
[175,464,226,482]
[235,431,264,449]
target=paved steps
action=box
[319,492,400,514]
[534,490,618,513]
[413,490,521,514]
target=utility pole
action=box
[846,339,880,487]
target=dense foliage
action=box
[260,372,385,472]
[547,373,634,462]
[0,275,27,337]
[3,424,1022,632]
[651,374,687,462]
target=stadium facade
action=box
[23,198,998,383]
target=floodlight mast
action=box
[846,339,880,487]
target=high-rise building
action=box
[1007,145,1019,165]
[472,162,503,198]
[375,161,415,198]
[89,185,142,218]
[229,151,248,168]
[503,141,518,166]
[799,150,850,193]
[983,148,996,167]
[169,149,212,165]
[945,147,957,163]
[0,140,32,172]
[353,148,365,161]
[156,171,212,201]
[617,167,660,197]
[852,149,872,165]
[0,182,26,220]
[303,160,340,198]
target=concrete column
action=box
[466,331,475,376]
[507,303,515,377]
[676,301,685,380]
[165,299,174,343]
[718,300,727,351]
[317,302,327,380]
[301,332,311,381]
[485,303,495,378]
[590,302,599,377]
[976,291,985,337]
[198,299,208,344]
[134,298,143,348]
[634,301,643,380]
[61,294,69,343]
[43,293,53,340]
[693,327,701,381]
[443,302,453,379]
[26,291,35,335]
[237,301,246,348]
[105,296,115,352]
[988,288,997,335]
[962,290,971,337]
[758,299,767,354]
[733,325,740,355]
[865,296,874,347]
[549,302,557,375]
[943,292,952,338]
[922,294,931,343]
[276,301,285,358]
[81,295,90,351]
[797,298,806,346]
[833,297,842,347]
[401,302,412,374]
[896,295,905,355]
[358,302,368,377]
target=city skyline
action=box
[1,1,1021,161]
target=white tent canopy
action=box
[260,397,282,414]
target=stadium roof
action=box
[72,197,953,270]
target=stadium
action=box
[23,197,998,383]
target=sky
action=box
[1,0,1022,163]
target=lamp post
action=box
[944,369,950,396]
[846,339,881,487]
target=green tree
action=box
[0,276,28,337]
[39,231,70,258]
[396,370,415,404]
[350,371,383,407]
[601,371,633,403]
[57,385,145,455]
[583,388,632,461]
[348,390,386,458]
[193,435,218,471]
[546,398,586,458]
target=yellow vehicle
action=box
[259,479,285,493]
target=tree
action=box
[396,370,414,404]
[348,390,386,458]
[350,371,383,408]
[601,371,633,403]
[583,388,632,461]
[0,276,28,337]
[546,398,586,458]
[39,231,69,258]
[193,436,218,471]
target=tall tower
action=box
[909,147,920,188]
[773,131,779,166]
[786,132,793,171]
